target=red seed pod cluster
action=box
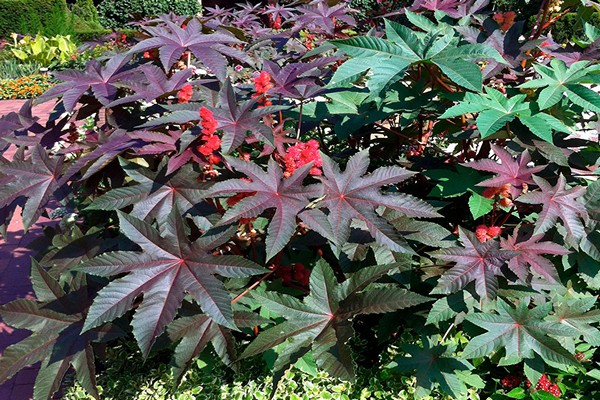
[269,14,282,29]
[177,84,193,103]
[500,374,522,389]
[526,374,561,398]
[482,183,513,207]
[283,139,322,178]
[197,107,222,165]
[475,225,502,243]
[252,71,273,107]
[276,263,311,287]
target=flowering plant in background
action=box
[0,1,600,399]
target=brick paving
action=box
[0,99,58,400]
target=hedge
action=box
[0,0,69,39]
[97,0,201,29]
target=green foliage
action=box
[97,0,200,29]
[330,13,505,102]
[71,0,105,33]
[519,59,600,113]
[62,337,450,400]
[493,0,544,19]
[0,58,42,79]
[537,12,600,43]
[390,336,482,398]
[0,0,71,38]
[439,87,572,142]
[8,34,78,67]
[72,0,101,25]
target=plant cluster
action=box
[0,1,600,399]
[0,0,68,38]
[0,73,54,99]
[7,33,78,67]
[0,58,42,80]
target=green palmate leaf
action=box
[390,337,475,398]
[425,165,484,198]
[0,262,122,400]
[240,260,430,396]
[167,307,271,383]
[383,210,454,248]
[546,295,600,347]
[426,290,477,326]
[73,209,264,356]
[330,17,504,101]
[519,59,600,112]
[439,88,571,141]
[463,299,580,368]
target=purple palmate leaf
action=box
[295,0,357,35]
[464,144,546,198]
[206,156,318,261]
[262,58,334,99]
[74,210,264,356]
[0,145,67,231]
[302,150,440,253]
[518,174,589,243]
[409,0,464,18]
[210,79,284,153]
[107,65,194,107]
[0,262,122,400]
[129,18,250,80]
[431,228,519,300]
[37,53,136,112]
[501,227,570,282]
[87,159,213,228]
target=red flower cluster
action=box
[198,107,221,164]
[482,183,514,208]
[276,263,310,287]
[475,225,502,243]
[283,140,322,178]
[500,374,522,389]
[269,14,282,29]
[526,374,561,397]
[177,84,193,103]
[252,71,273,106]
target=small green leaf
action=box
[468,191,493,220]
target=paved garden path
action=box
[0,99,57,400]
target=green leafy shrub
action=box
[72,0,105,33]
[62,338,440,400]
[97,0,201,29]
[0,0,74,38]
[0,0,67,38]
[8,34,78,67]
[0,58,42,79]
[493,0,544,19]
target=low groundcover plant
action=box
[0,1,599,399]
